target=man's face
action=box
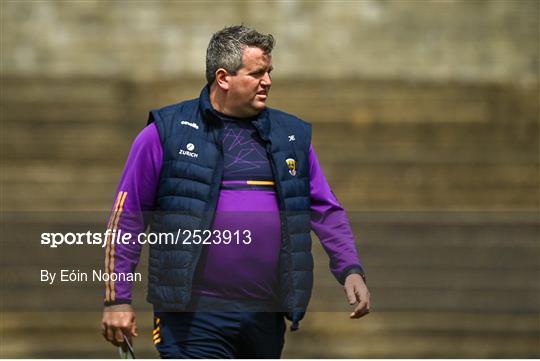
[226,46,273,117]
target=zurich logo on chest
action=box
[179,143,199,158]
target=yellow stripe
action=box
[106,191,125,301]
[105,192,124,302]
[152,326,160,334]
[153,338,161,344]
[105,192,123,301]
[106,192,123,230]
[153,333,161,340]
[106,191,127,301]
[155,317,160,324]
[246,180,275,186]
[110,191,127,301]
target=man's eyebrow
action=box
[250,66,274,74]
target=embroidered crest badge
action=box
[286,158,297,176]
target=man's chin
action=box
[253,100,267,111]
[240,101,267,117]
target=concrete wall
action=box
[2,0,538,83]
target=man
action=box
[101,25,370,358]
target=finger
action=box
[350,300,368,319]
[344,285,357,305]
[123,323,137,346]
[105,325,114,342]
[105,326,121,346]
[350,308,369,319]
[351,308,370,319]
[355,286,371,307]
[352,300,367,315]
[131,320,138,337]
[114,327,125,344]
[103,325,109,341]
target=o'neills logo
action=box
[179,143,198,158]
[180,120,199,130]
[286,158,297,176]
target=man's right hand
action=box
[101,304,138,347]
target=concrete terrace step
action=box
[4,121,537,163]
[2,278,538,312]
[2,161,538,211]
[5,76,536,125]
[1,312,538,358]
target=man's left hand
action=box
[344,273,371,319]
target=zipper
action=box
[265,142,295,314]
[251,116,295,313]
[204,124,225,230]
[185,123,224,303]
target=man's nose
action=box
[261,72,272,87]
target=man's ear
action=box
[215,69,230,90]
